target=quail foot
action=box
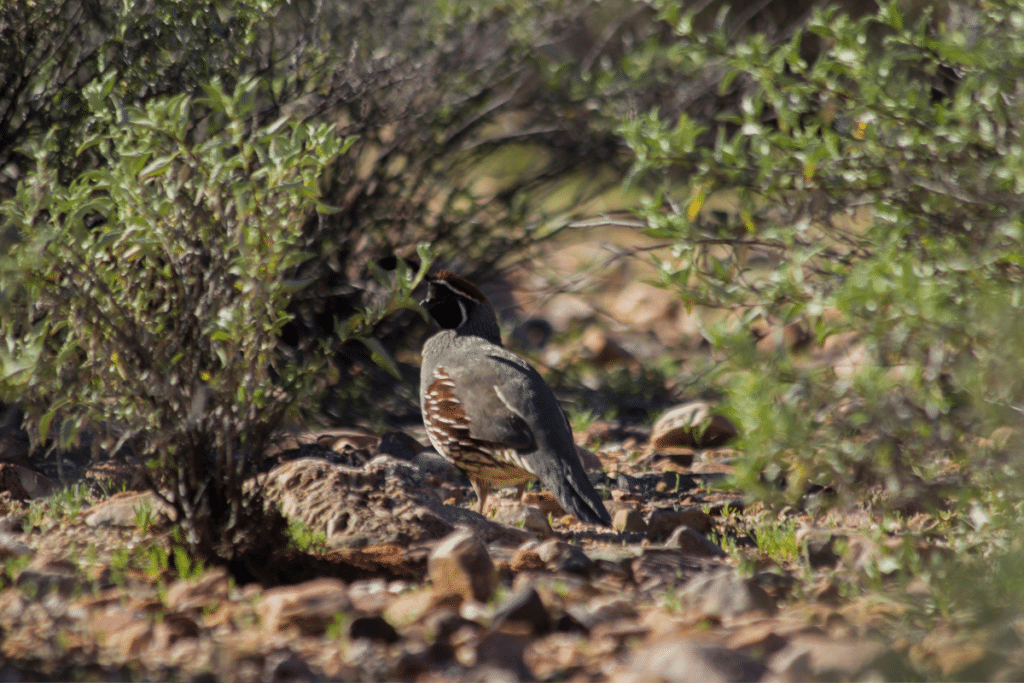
[419,270,612,526]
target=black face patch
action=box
[423,284,467,329]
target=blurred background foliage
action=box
[2,0,1024,624]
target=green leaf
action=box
[358,337,402,379]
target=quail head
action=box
[419,270,611,526]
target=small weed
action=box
[51,482,90,522]
[173,545,205,581]
[752,517,801,563]
[134,499,156,534]
[708,529,742,560]
[23,501,47,533]
[144,544,169,581]
[97,478,130,499]
[327,611,351,640]
[660,582,681,612]
[3,553,30,582]
[286,519,328,555]
[568,408,601,434]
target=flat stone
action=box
[16,555,85,598]
[630,636,767,683]
[85,491,173,528]
[259,577,351,635]
[521,491,566,518]
[533,538,594,575]
[474,631,532,678]
[680,569,777,618]
[616,472,662,495]
[263,456,454,548]
[0,532,32,559]
[509,548,546,572]
[91,609,154,658]
[768,633,887,679]
[376,431,423,461]
[0,463,52,499]
[632,549,723,594]
[571,596,639,630]
[348,578,393,614]
[801,530,843,569]
[493,504,552,537]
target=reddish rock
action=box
[510,548,546,572]
[259,578,351,635]
[428,529,497,604]
[649,402,738,451]
[522,491,567,518]
[91,609,153,658]
[612,508,647,534]
[166,567,231,613]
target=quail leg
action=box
[471,479,490,515]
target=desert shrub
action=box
[0,75,430,562]
[3,0,670,424]
[618,0,1024,635]
[623,0,1024,508]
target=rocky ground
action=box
[0,241,1019,682]
[1,404,1012,682]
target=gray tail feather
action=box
[533,452,611,526]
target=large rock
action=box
[649,402,738,451]
[680,569,777,619]
[261,456,452,547]
[428,529,497,604]
[0,463,52,500]
[261,455,534,548]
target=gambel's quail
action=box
[419,270,612,526]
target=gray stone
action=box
[491,587,551,636]
[493,505,552,537]
[632,637,767,683]
[680,569,777,618]
[665,526,727,558]
[646,506,713,540]
[767,634,887,679]
[632,549,723,594]
[85,491,173,528]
